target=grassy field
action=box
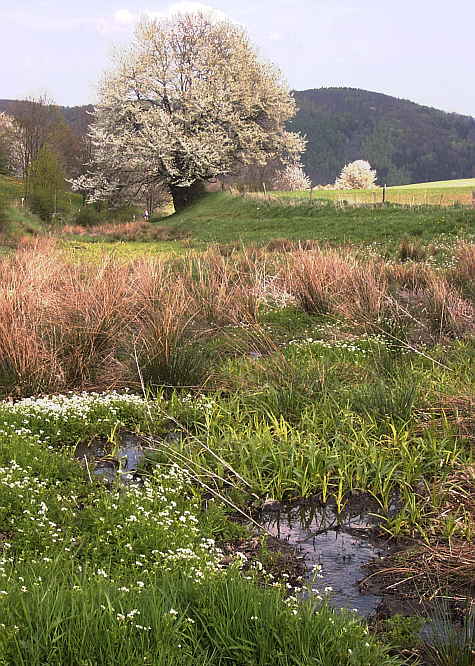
[65,239,187,260]
[394,178,475,189]
[56,194,475,262]
[275,177,475,206]
[1,184,474,664]
[159,192,475,250]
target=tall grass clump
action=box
[0,240,63,394]
[52,258,132,387]
[131,260,208,388]
[449,242,475,300]
[283,248,356,315]
[339,262,389,330]
[423,275,474,339]
[183,250,262,326]
[0,246,211,396]
[397,237,428,262]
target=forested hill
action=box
[290,88,475,186]
[0,100,93,136]
[2,89,475,187]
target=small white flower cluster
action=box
[178,393,217,411]
[0,391,153,445]
[286,337,371,355]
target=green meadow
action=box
[0,183,474,664]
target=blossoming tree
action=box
[0,112,22,176]
[334,160,377,190]
[272,163,311,191]
[75,11,304,211]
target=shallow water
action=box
[261,501,390,616]
[75,432,145,483]
[76,437,388,616]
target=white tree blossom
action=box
[76,11,304,209]
[271,163,311,191]
[334,160,377,190]
[70,173,120,203]
[0,112,23,175]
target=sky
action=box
[1,0,474,116]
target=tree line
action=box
[292,87,475,186]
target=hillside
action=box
[2,89,475,188]
[291,88,475,186]
[0,99,92,136]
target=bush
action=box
[28,191,56,221]
[73,205,103,227]
[272,163,312,191]
[335,159,377,190]
[27,146,66,222]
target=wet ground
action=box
[75,431,146,484]
[75,432,391,616]
[260,498,391,616]
[75,432,472,625]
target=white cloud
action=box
[113,9,137,25]
[0,3,230,37]
[146,3,229,22]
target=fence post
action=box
[472,191,475,208]
[382,184,386,204]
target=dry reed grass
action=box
[0,246,266,396]
[0,242,474,397]
[422,276,474,339]
[385,262,433,291]
[366,541,475,603]
[61,220,183,241]
[418,396,475,444]
[283,248,357,315]
[365,466,475,602]
[338,263,388,327]
[449,243,475,300]
[183,250,262,326]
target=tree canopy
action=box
[76,11,304,210]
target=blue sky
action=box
[1,0,474,116]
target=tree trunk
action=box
[170,180,206,213]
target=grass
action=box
[63,239,187,260]
[2,183,474,263]
[1,189,475,663]
[394,177,475,189]
[0,174,23,200]
[276,177,475,206]
[0,393,399,666]
[0,205,44,244]
[160,192,475,251]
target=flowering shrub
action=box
[335,160,377,190]
[272,163,312,191]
